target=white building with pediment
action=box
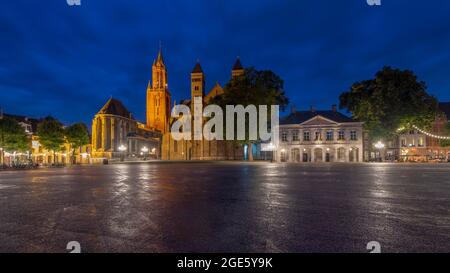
[276,106,365,163]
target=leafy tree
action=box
[36,116,65,164]
[0,116,30,165]
[210,67,289,160]
[65,123,90,164]
[440,123,450,147]
[339,66,439,142]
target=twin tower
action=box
[146,49,244,133]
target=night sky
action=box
[1,0,450,127]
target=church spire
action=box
[191,60,203,73]
[232,57,244,78]
[155,42,164,65]
[232,57,243,71]
[147,46,171,132]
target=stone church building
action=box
[91,97,161,160]
[153,52,245,160]
[91,48,245,161]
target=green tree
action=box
[36,116,65,164]
[339,66,439,142]
[440,123,450,147]
[65,123,90,164]
[0,116,30,165]
[210,67,289,160]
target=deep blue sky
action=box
[1,0,450,126]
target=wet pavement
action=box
[0,162,450,253]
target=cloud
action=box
[1,0,450,125]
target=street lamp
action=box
[141,146,149,160]
[374,141,385,162]
[118,144,127,162]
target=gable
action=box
[300,115,338,126]
[205,83,223,102]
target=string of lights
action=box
[412,125,450,140]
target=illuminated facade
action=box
[1,113,92,165]
[160,58,245,160]
[146,49,171,133]
[277,106,365,163]
[91,97,161,160]
[398,102,450,162]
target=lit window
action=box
[303,131,310,141]
[326,131,333,141]
[338,131,345,140]
[315,131,321,141]
[418,137,424,147]
[401,139,407,147]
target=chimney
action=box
[290,104,296,114]
[310,105,316,113]
[332,104,337,112]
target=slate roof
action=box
[280,110,356,125]
[191,62,203,73]
[439,102,450,119]
[232,57,243,70]
[97,98,132,119]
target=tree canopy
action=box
[339,66,440,140]
[210,67,289,143]
[0,116,29,153]
[440,123,450,147]
[36,117,65,160]
[65,122,90,163]
[65,123,90,150]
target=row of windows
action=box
[281,130,358,142]
[400,137,425,147]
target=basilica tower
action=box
[191,61,205,99]
[146,48,171,133]
[231,57,244,79]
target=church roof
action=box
[98,97,133,119]
[205,82,223,102]
[439,102,450,119]
[191,62,203,73]
[232,57,243,70]
[280,110,356,125]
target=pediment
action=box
[300,115,338,126]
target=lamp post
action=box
[141,146,149,161]
[118,144,127,162]
[374,141,385,162]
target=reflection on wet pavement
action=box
[0,162,450,252]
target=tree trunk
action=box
[72,147,76,165]
[248,143,254,161]
[53,151,56,165]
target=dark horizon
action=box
[1,0,450,126]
